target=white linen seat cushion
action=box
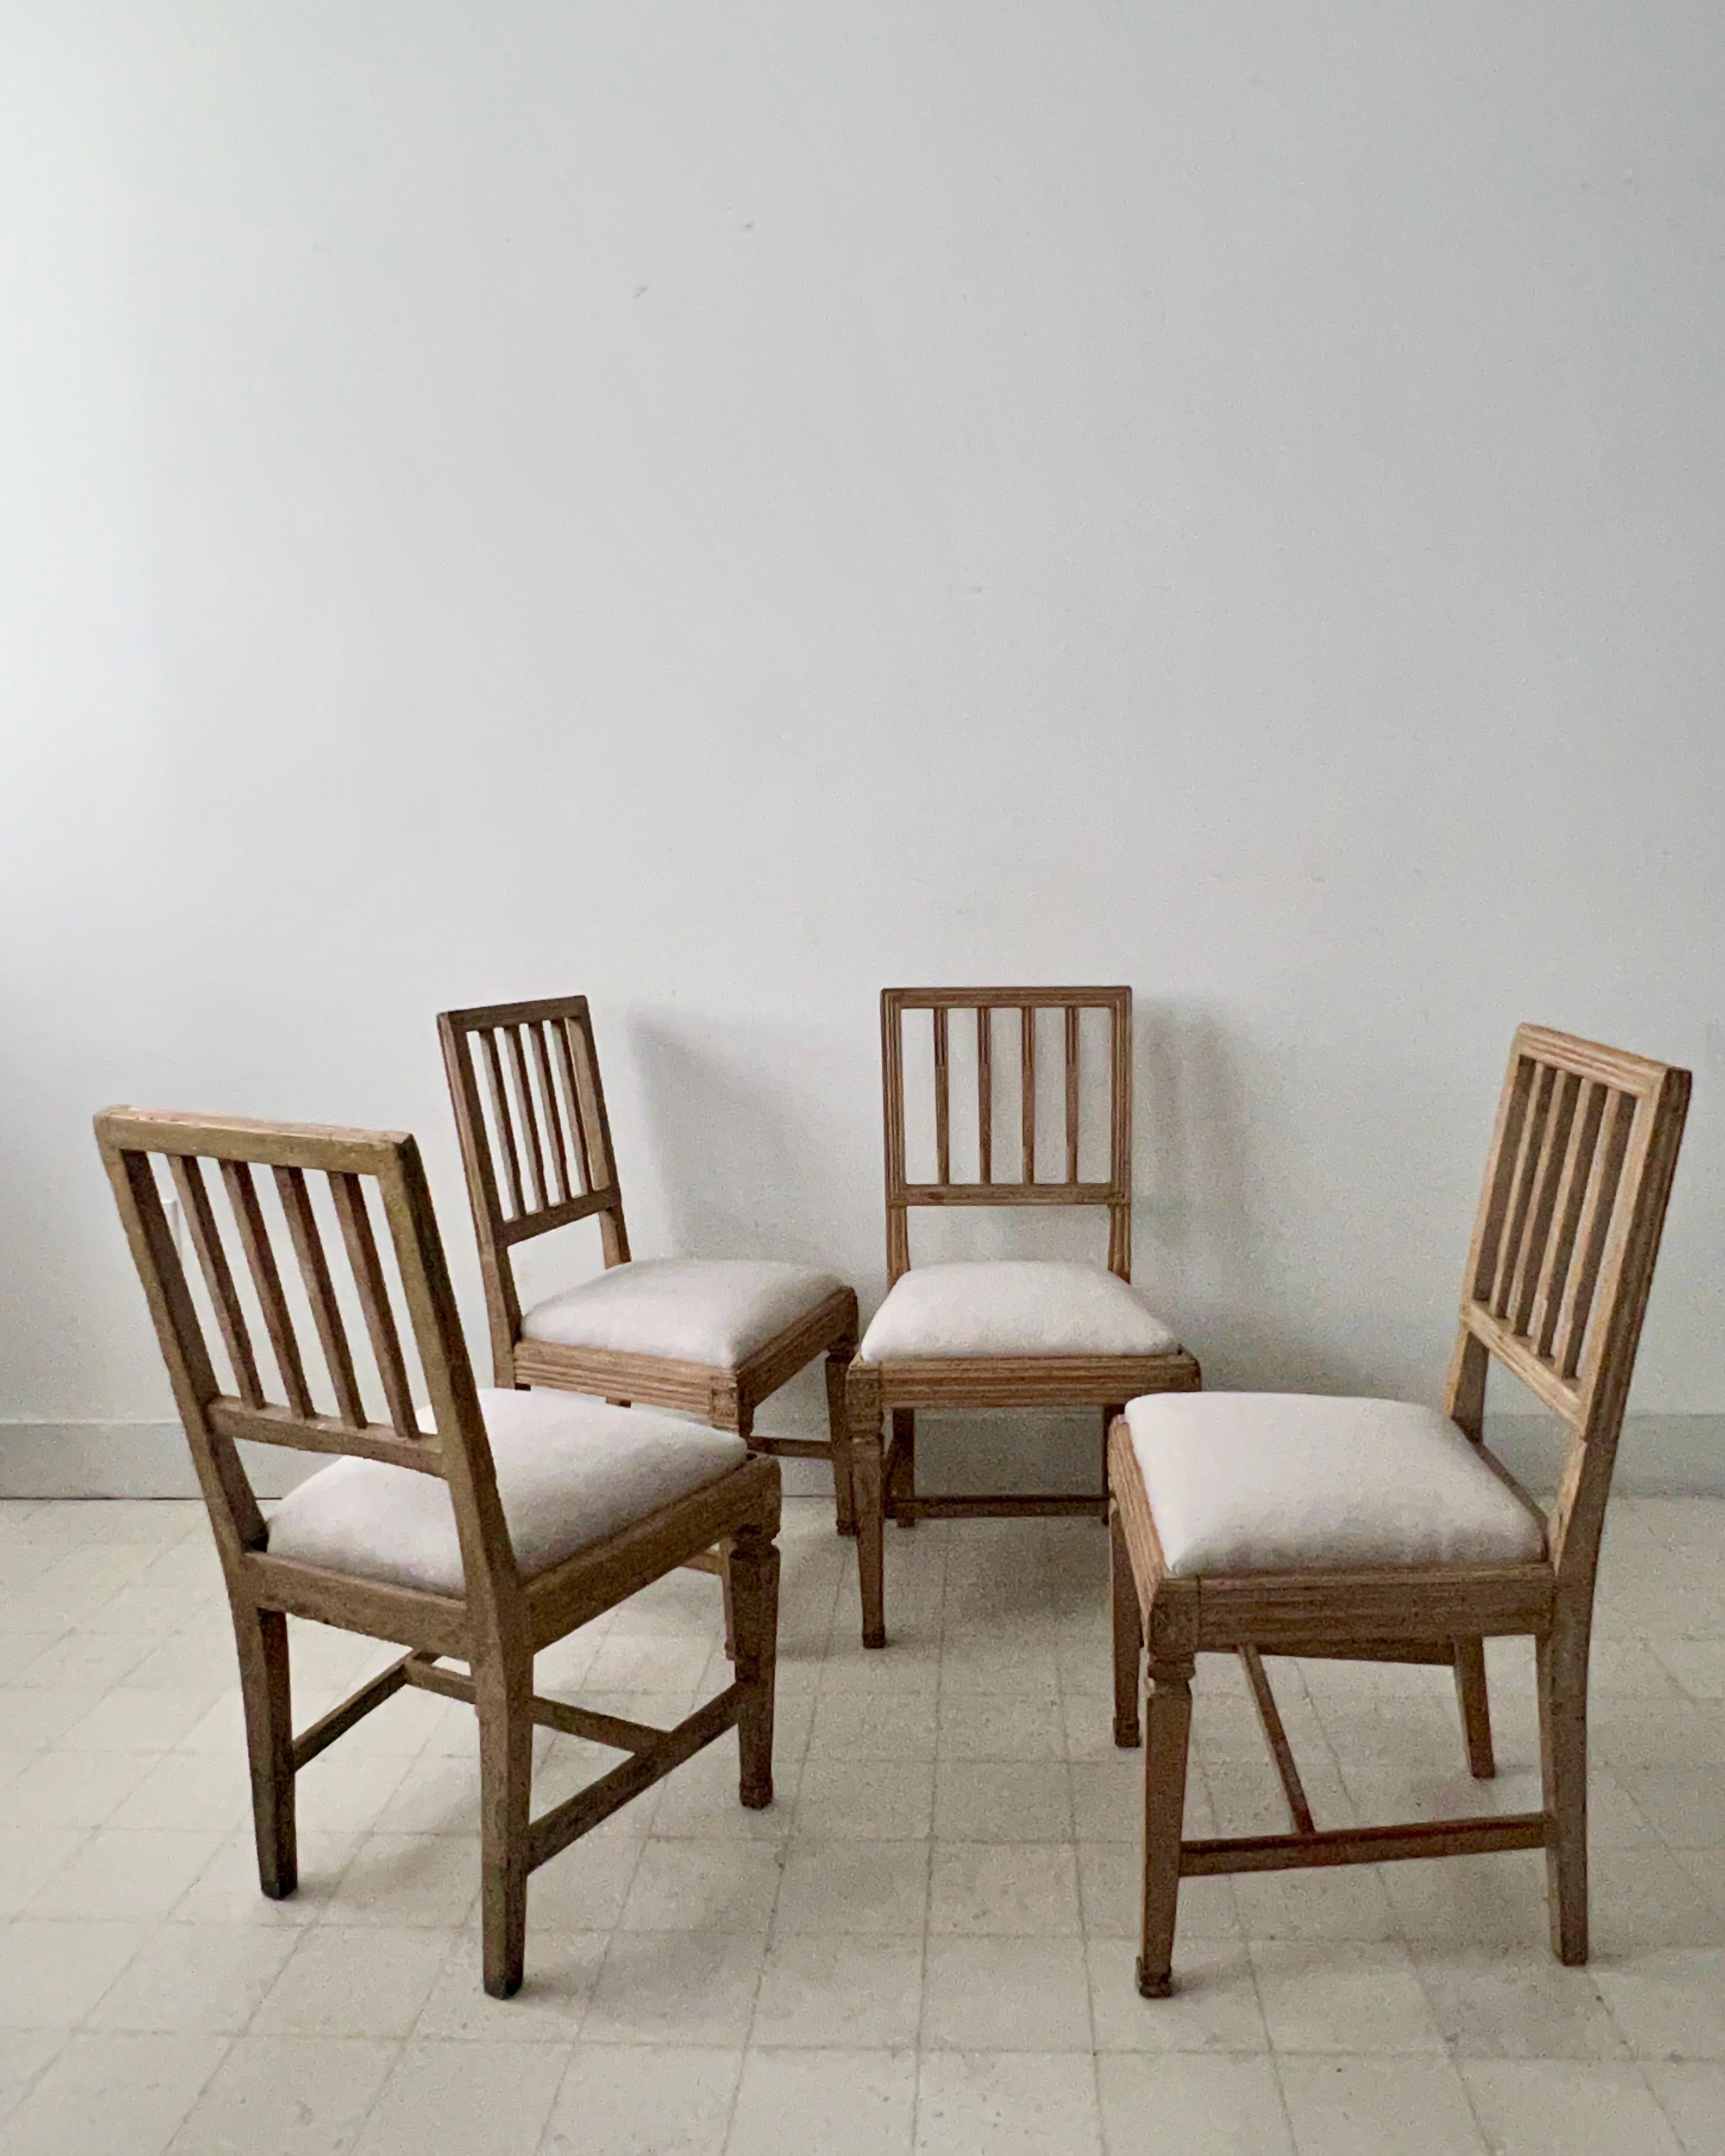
[265,1388,748,1598]
[1124,1392,1547,1578]
[857,1260,1180,1362]
[519,1258,845,1367]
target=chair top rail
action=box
[98,1106,409,1176]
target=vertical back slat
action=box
[274,1166,366,1428]
[1555,1087,1636,1380]
[1108,996,1132,1275]
[1492,1062,1557,1316]
[219,1159,314,1417]
[548,1019,595,1194]
[1532,1080,1607,1359]
[479,1030,525,1219]
[330,1170,419,1438]
[528,1022,573,1204]
[503,1026,549,1216]
[169,1154,264,1407]
[1021,1006,1037,1184]
[1509,1068,1581,1336]
[1469,1055,1538,1301]
[1064,1006,1081,1184]
[566,1015,615,1190]
[933,1006,951,1186]
[977,1006,993,1184]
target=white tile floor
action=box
[1,1492,1723,2153]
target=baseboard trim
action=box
[2,1411,1720,1502]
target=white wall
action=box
[3,3,1721,1489]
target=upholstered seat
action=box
[268,1388,748,1597]
[1124,1392,1546,1578]
[858,1260,1181,1362]
[519,1258,845,1368]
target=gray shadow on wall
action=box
[1133,1003,1374,1394]
[615,1011,867,1457]
[620,1012,859,1267]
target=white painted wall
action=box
[3,3,1721,1490]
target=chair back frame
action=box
[1442,1024,1692,1599]
[880,985,1134,1284]
[94,1107,524,1652]
[439,995,632,1383]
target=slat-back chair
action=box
[439,997,860,1539]
[95,1107,780,1999]
[848,987,1200,1646]
[1109,1025,1690,1996]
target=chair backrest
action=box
[94,1107,516,1609]
[438,996,631,1377]
[1444,1024,1691,1587]
[880,986,1134,1284]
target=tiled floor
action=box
[1,1492,1723,2153]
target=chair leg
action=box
[824,1348,858,1537]
[233,1602,296,1899]
[1137,1646,1195,1998]
[720,1540,737,1663]
[1538,1627,1590,1965]
[1101,1406,1124,1509]
[848,1373,887,1649]
[1111,1504,1143,1750]
[1453,1637,1496,1779]
[729,1521,781,1808]
[889,1410,917,1529]
[475,1655,534,1998]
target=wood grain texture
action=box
[94,1103,787,2000]
[1105,1023,1690,1999]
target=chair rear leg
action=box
[476,1659,534,1998]
[729,1521,781,1808]
[824,1348,858,1537]
[848,1372,887,1649]
[1137,1646,1195,1997]
[1538,1627,1589,1964]
[1111,1504,1143,1749]
[1453,1637,1496,1778]
[233,1602,296,1898]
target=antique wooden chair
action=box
[1109,1025,1690,1997]
[440,997,860,1551]
[846,987,1200,1646]
[95,1107,781,1999]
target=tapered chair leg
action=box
[1453,1637,1496,1778]
[825,1348,858,1537]
[475,1659,534,1998]
[234,1603,297,1899]
[889,1410,917,1528]
[1111,1505,1143,1750]
[729,1522,781,1808]
[1137,1646,1195,1998]
[1538,1627,1590,1964]
[847,1367,887,1649]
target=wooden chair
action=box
[95,1107,781,1999]
[846,987,1201,1646]
[440,997,860,1548]
[1109,1025,1690,1997]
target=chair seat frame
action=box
[1108,1025,1690,1997]
[848,986,1200,1646]
[96,1107,783,1999]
